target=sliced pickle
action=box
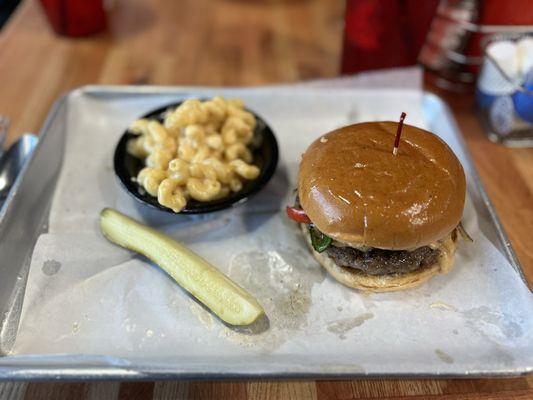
[99,208,265,326]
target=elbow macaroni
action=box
[157,178,187,213]
[137,167,167,197]
[127,97,260,213]
[186,178,221,201]
[230,159,260,180]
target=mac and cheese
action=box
[127,97,260,212]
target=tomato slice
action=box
[285,206,312,224]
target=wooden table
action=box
[0,0,531,399]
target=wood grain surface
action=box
[0,0,531,399]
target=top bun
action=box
[298,122,466,250]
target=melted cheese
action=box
[331,240,372,252]
[436,230,458,273]
[331,229,458,257]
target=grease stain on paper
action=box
[197,248,325,351]
[229,249,324,328]
[42,260,61,276]
[462,306,522,339]
[327,313,374,339]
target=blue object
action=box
[476,88,497,109]
[512,69,533,123]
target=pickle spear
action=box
[99,208,265,326]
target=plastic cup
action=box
[478,40,518,96]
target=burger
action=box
[286,120,466,292]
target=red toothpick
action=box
[393,112,406,156]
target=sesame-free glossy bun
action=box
[298,122,466,250]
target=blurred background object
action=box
[476,34,533,146]
[38,0,107,37]
[0,0,20,28]
[419,0,533,92]
[342,0,533,94]
[0,0,531,145]
[340,0,533,146]
[341,0,439,73]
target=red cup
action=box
[341,0,439,74]
[39,0,107,37]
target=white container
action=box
[476,34,533,146]
[478,40,518,95]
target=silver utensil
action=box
[0,134,38,203]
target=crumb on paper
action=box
[72,322,80,334]
[435,348,454,364]
[319,363,365,374]
[124,318,136,333]
[146,329,154,338]
[430,302,457,311]
[217,328,255,348]
[189,301,214,331]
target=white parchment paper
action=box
[11,72,533,375]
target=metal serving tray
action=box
[0,86,530,380]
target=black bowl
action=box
[114,101,279,214]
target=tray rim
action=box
[0,365,531,381]
[0,84,530,381]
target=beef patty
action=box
[325,244,440,276]
[294,194,440,275]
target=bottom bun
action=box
[301,224,458,293]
